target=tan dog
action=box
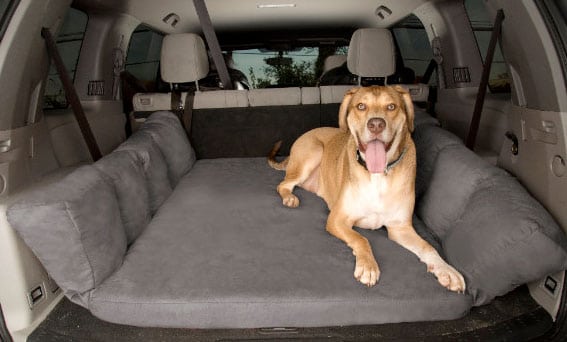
[268,86,465,292]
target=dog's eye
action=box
[386,103,396,111]
[357,103,366,110]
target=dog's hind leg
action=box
[276,139,323,208]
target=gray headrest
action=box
[160,33,209,83]
[347,28,396,77]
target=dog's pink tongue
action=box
[365,140,387,174]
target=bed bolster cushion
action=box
[94,151,151,244]
[116,130,172,214]
[444,175,567,305]
[142,111,196,186]
[412,124,462,200]
[6,165,127,306]
[417,145,508,240]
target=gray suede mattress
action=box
[89,158,472,328]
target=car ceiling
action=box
[73,0,435,34]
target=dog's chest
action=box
[344,174,406,229]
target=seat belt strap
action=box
[183,93,195,144]
[421,59,438,84]
[465,9,505,150]
[41,27,102,161]
[170,89,195,143]
[192,0,233,90]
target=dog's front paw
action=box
[282,194,300,208]
[428,262,466,293]
[354,254,380,287]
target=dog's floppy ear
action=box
[338,87,360,131]
[393,85,415,133]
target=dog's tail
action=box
[267,140,288,171]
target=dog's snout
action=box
[367,118,386,134]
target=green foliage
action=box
[249,54,317,88]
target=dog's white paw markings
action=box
[428,263,466,293]
[282,194,299,208]
[354,255,380,287]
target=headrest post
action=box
[195,80,200,92]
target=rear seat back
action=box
[194,90,248,109]
[134,84,430,159]
[192,87,320,158]
[248,88,301,106]
[320,85,354,127]
[131,29,431,159]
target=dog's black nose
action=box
[367,118,386,134]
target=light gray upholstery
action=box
[413,125,567,306]
[8,107,567,328]
[141,111,196,186]
[116,130,172,214]
[301,87,320,105]
[248,88,302,106]
[347,28,395,77]
[89,158,471,328]
[7,166,127,307]
[94,150,151,244]
[445,175,567,305]
[412,124,462,199]
[194,90,249,109]
[320,85,355,104]
[417,145,507,240]
[160,33,209,83]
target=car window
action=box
[233,47,319,88]
[537,0,567,82]
[0,0,19,42]
[43,8,87,109]
[393,15,433,84]
[125,25,163,82]
[465,0,510,93]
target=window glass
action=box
[0,0,10,18]
[232,47,319,88]
[43,8,88,109]
[465,0,510,93]
[0,0,18,41]
[125,25,163,82]
[393,15,433,82]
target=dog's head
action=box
[338,86,414,174]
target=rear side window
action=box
[393,15,433,83]
[43,8,88,109]
[125,25,163,82]
[0,0,19,42]
[537,0,567,83]
[465,0,510,93]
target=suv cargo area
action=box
[0,1,567,341]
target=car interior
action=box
[0,0,567,341]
